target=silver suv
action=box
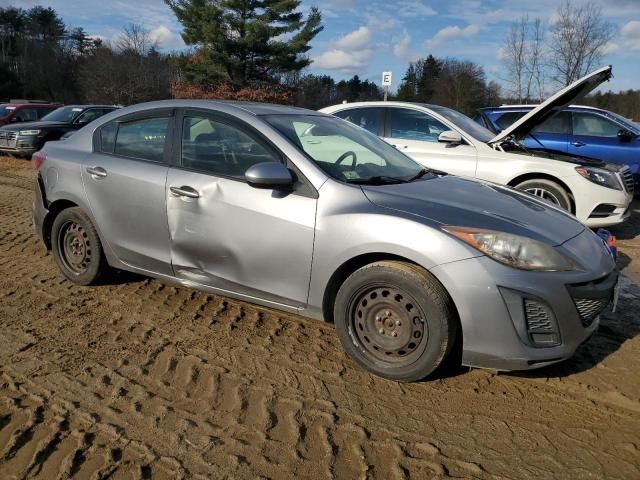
[32,100,618,381]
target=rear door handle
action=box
[86,166,107,178]
[170,185,200,199]
[571,141,586,147]
[392,144,408,149]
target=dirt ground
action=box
[0,155,639,480]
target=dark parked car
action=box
[0,104,119,157]
[475,105,640,188]
[0,100,61,127]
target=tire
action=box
[51,207,107,285]
[514,178,571,211]
[334,261,457,382]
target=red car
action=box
[0,101,62,127]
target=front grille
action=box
[0,130,17,148]
[620,166,634,194]
[573,297,608,327]
[524,299,554,332]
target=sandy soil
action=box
[0,155,639,479]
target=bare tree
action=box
[526,18,546,101]
[548,0,615,86]
[115,23,158,55]
[502,15,529,102]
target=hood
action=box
[489,65,613,145]
[0,120,67,131]
[361,176,584,245]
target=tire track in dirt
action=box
[1,155,639,479]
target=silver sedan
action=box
[32,100,618,381]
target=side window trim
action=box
[92,108,175,165]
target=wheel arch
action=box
[507,172,575,214]
[42,199,79,250]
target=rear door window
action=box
[333,108,384,135]
[114,117,170,162]
[533,111,571,134]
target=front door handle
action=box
[571,141,586,147]
[170,185,200,199]
[86,166,107,178]
[392,144,408,149]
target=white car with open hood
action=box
[321,66,633,227]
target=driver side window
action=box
[572,112,620,138]
[388,108,448,142]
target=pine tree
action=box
[166,0,323,87]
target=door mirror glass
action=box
[438,130,463,143]
[245,162,293,189]
[618,129,633,142]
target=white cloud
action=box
[621,20,640,51]
[148,25,185,50]
[424,24,480,48]
[313,26,375,73]
[393,30,418,62]
[398,0,437,18]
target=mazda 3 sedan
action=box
[32,100,618,382]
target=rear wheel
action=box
[51,207,107,285]
[334,261,457,382]
[514,178,571,211]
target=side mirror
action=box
[438,130,463,144]
[618,129,633,142]
[245,162,294,189]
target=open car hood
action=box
[488,65,613,145]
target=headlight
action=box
[19,129,40,136]
[444,227,576,271]
[575,166,622,190]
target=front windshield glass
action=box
[263,114,425,184]
[41,106,83,123]
[0,106,16,118]
[429,105,496,143]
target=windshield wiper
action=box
[406,168,431,182]
[346,175,408,185]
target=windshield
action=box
[41,106,83,123]
[429,105,496,143]
[0,106,16,118]
[263,114,426,184]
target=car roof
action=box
[109,99,321,117]
[480,105,601,112]
[57,104,121,109]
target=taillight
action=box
[32,151,46,170]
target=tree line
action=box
[0,2,637,120]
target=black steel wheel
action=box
[334,261,457,382]
[51,207,107,285]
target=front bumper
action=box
[431,229,617,371]
[0,132,39,155]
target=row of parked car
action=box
[0,101,119,157]
[29,65,629,381]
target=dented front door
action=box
[165,168,317,308]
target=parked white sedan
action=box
[321,66,633,228]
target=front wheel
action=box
[514,178,571,211]
[51,207,107,285]
[334,261,457,382]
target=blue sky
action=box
[12,0,640,94]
